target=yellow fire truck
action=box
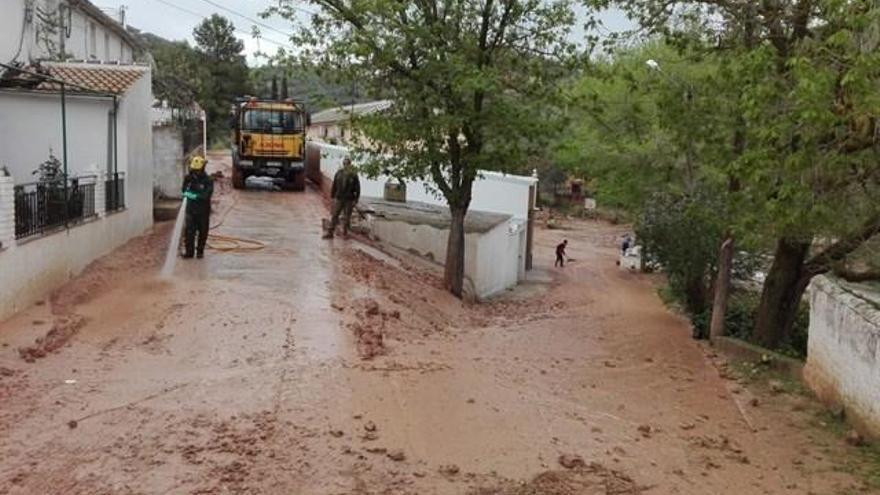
[230,97,310,190]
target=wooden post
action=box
[525,184,536,270]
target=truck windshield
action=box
[242,109,302,133]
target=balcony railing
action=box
[14,176,97,240]
[105,172,125,212]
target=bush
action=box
[636,190,725,315]
[692,290,809,359]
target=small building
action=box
[0,0,153,321]
[307,100,392,145]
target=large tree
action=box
[589,0,880,348]
[270,0,579,297]
[193,15,252,142]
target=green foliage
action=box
[636,189,725,314]
[249,64,377,111]
[192,15,252,142]
[691,291,809,359]
[144,36,205,110]
[141,17,251,141]
[193,14,245,62]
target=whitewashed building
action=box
[307,100,392,145]
[0,0,153,321]
[1,0,141,65]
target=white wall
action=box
[474,221,524,297]
[0,91,113,182]
[120,71,154,225]
[0,197,150,320]
[153,125,185,199]
[314,142,537,221]
[804,276,880,437]
[367,215,519,299]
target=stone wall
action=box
[804,275,880,438]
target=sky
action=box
[94,0,634,65]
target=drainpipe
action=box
[113,95,118,176]
[61,81,69,227]
[112,95,119,207]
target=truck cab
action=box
[230,97,310,190]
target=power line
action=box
[194,0,312,39]
[147,0,294,50]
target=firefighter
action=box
[181,155,213,259]
[323,157,361,239]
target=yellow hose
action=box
[207,233,266,252]
[205,193,267,252]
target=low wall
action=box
[804,276,880,437]
[367,214,520,299]
[0,172,152,322]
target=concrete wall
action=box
[312,142,537,221]
[474,221,524,297]
[152,125,185,199]
[0,0,135,65]
[0,68,153,322]
[367,215,519,299]
[804,276,880,437]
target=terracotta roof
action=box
[0,63,147,95]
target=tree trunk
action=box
[709,237,735,341]
[444,206,467,298]
[753,238,811,349]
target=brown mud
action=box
[0,151,877,494]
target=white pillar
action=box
[0,175,15,249]
[93,168,106,217]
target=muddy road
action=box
[0,153,875,494]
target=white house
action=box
[307,100,392,145]
[0,0,153,321]
[1,0,142,65]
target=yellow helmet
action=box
[190,156,206,171]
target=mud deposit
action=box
[0,152,877,495]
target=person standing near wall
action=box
[555,239,568,268]
[323,157,361,239]
[182,156,213,259]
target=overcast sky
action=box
[94,0,633,65]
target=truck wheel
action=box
[293,170,306,191]
[282,170,305,191]
[232,166,245,190]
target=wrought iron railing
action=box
[14,175,97,240]
[105,172,125,212]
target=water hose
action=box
[205,194,267,252]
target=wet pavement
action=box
[0,152,877,494]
